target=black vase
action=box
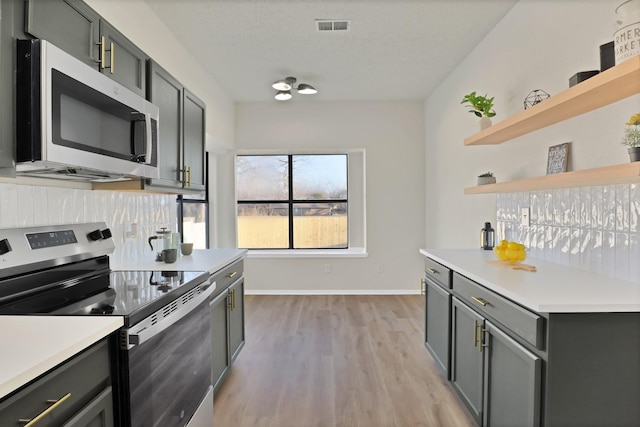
[629,147,640,162]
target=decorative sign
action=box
[546,143,570,175]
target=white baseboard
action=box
[245,289,421,295]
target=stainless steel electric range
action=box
[0,222,215,427]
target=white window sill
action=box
[246,247,368,259]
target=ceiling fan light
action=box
[297,83,317,95]
[275,90,292,101]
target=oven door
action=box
[121,281,215,427]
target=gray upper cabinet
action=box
[0,0,17,176]
[148,60,183,189]
[25,0,147,96]
[145,61,206,193]
[25,0,99,66]
[183,89,206,191]
[98,21,147,96]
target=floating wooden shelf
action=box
[464,162,640,194]
[464,56,640,146]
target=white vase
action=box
[479,116,492,130]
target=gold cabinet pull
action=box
[182,167,192,187]
[420,278,426,295]
[19,392,71,426]
[426,268,438,274]
[110,42,115,74]
[228,271,238,279]
[227,290,232,309]
[231,288,236,310]
[99,36,106,69]
[473,320,479,348]
[186,166,191,187]
[471,296,489,306]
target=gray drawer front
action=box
[453,273,543,349]
[425,258,451,289]
[0,339,111,427]
[211,258,244,298]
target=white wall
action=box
[236,102,425,293]
[425,0,639,249]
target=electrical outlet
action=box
[521,208,530,226]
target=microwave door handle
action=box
[144,112,152,165]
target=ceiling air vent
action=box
[315,19,351,32]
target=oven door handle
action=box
[125,280,215,348]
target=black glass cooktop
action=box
[0,269,208,327]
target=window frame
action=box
[234,148,368,258]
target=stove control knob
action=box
[87,229,104,241]
[101,228,112,239]
[0,238,12,255]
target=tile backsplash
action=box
[0,182,177,264]
[497,184,640,284]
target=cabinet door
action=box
[228,278,245,362]
[25,0,100,67]
[211,289,230,392]
[483,321,541,427]
[425,278,451,378]
[99,21,147,97]
[62,386,114,427]
[147,61,183,188]
[451,297,484,424]
[182,89,206,190]
[0,0,16,176]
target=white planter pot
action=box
[477,176,496,185]
[479,116,492,130]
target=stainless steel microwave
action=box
[15,39,159,181]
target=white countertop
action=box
[0,316,123,400]
[420,249,640,313]
[111,248,247,274]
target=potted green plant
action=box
[477,172,496,185]
[461,92,496,130]
[622,113,640,162]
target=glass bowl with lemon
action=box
[494,240,526,263]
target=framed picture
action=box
[546,142,570,175]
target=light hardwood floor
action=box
[213,295,474,427]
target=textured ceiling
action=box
[144,0,517,102]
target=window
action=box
[178,153,209,249]
[236,154,348,249]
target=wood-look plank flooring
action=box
[213,295,474,427]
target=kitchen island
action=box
[420,248,640,427]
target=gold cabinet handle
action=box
[19,392,71,426]
[227,290,232,309]
[99,36,106,69]
[473,320,484,353]
[420,278,426,295]
[228,271,238,279]
[232,288,236,310]
[426,268,438,274]
[471,296,489,306]
[186,166,191,187]
[110,43,115,74]
[181,167,192,187]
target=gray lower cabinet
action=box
[228,278,245,362]
[24,0,147,96]
[425,256,640,426]
[211,289,231,391]
[0,338,114,427]
[483,320,541,427]
[424,277,451,378]
[210,259,246,393]
[451,297,485,424]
